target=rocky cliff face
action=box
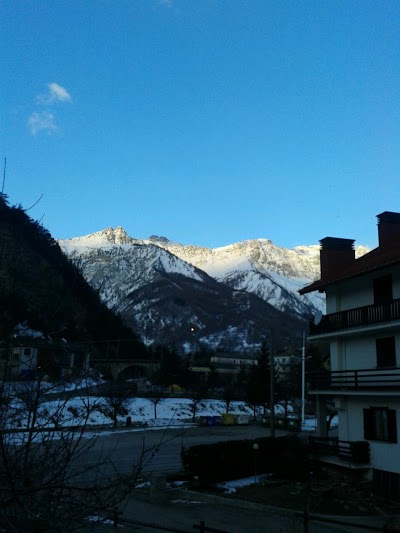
[59,228,367,353]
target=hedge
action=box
[181,435,308,483]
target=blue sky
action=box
[1,0,399,249]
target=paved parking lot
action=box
[90,423,289,475]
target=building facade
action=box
[300,211,400,498]
[273,354,301,382]
[0,339,90,380]
[210,353,258,372]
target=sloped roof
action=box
[299,243,400,295]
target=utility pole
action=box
[269,329,275,439]
[301,331,306,427]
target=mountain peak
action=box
[148,235,172,245]
[99,226,133,245]
[58,226,135,252]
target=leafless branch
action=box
[0,371,148,530]
[23,193,44,212]
[1,157,6,194]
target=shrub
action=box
[182,435,308,483]
[271,435,309,481]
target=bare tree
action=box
[222,383,234,413]
[0,374,143,530]
[188,385,207,423]
[148,385,164,420]
[100,382,130,428]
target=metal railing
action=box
[308,436,370,464]
[309,298,400,335]
[309,367,400,390]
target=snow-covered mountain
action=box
[146,237,325,316]
[59,228,368,353]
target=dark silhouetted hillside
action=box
[0,193,146,358]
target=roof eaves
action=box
[299,247,400,295]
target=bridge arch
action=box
[91,358,160,382]
[117,365,148,380]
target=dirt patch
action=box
[223,478,375,515]
[192,476,400,517]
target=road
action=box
[81,424,285,480]
[118,490,379,533]
[76,426,388,532]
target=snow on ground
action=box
[95,476,276,512]
[216,474,270,494]
[2,383,304,429]
[3,380,332,443]
[5,396,267,431]
[301,415,338,432]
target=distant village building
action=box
[189,352,258,381]
[273,354,301,382]
[210,353,258,374]
[11,346,38,379]
[0,325,90,380]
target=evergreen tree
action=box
[0,197,146,358]
[155,346,190,387]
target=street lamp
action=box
[301,331,306,427]
[291,332,311,427]
[252,443,259,483]
[269,330,275,439]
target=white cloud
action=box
[27,111,58,136]
[36,82,72,105]
[157,0,173,7]
[28,82,71,135]
[48,82,72,103]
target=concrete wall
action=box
[326,279,371,313]
[337,396,400,474]
[325,266,400,314]
[329,333,399,372]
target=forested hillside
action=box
[0,193,146,357]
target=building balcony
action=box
[309,298,400,338]
[309,367,400,392]
[308,436,370,467]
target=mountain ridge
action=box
[59,227,368,353]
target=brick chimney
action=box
[377,211,400,248]
[320,237,355,280]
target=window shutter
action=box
[388,410,398,443]
[373,275,393,305]
[376,337,396,368]
[363,408,373,440]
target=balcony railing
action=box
[308,436,370,465]
[309,367,400,390]
[309,298,400,336]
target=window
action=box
[364,407,397,443]
[373,275,392,305]
[376,337,396,368]
[23,348,31,356]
